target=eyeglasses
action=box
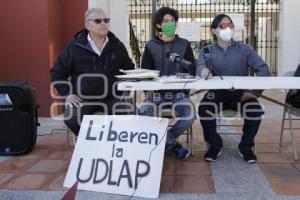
[88,18,110,24]
[219,23,234,29]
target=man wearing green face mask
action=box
[162,21,177,37]
[140,7,196,160]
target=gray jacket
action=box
[197,40,271,77]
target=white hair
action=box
[84,7,106,22]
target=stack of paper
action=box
[158,75,198,83]
[116,69,160,80]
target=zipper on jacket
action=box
[75,42,99,56]
[162,43,165,75]
[76,42,101,72]
[103,54,109,70]
[92,56,97,71]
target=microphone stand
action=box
[205,62,223,80]
[175,63,191,78]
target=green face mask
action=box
[162,22,176,37]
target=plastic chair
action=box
[279,70,299,161]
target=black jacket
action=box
[50,29,134,99]
[141,36,196,96]
[141,36,196,76]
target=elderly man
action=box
[50,8,134,136]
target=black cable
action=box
[128,74,191,199]
[37,133,55,137]
[182,82,189,91]
[203,47,223,80]
[211,68,223,80]
[128,128,168,200]
[250,90,295,110]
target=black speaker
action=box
[0,82,38,155]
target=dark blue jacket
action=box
[50,29,134,99]
[141,36,196,76]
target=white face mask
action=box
[218,27,234,42]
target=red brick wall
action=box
[61,0,87,45]
[0,0,88,116]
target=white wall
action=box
[88,0,128,47]
[109,0,128,47]
[278,0,300,76]
[88,0,109,12]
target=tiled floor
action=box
[0,132,72,191]
[231,90,300,195]
[0,129,216,194]
[160,151,215,193]
[0,90,300,197]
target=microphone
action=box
[203,49,212,80]
[166,52,192,73]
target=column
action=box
[278,0,300,76]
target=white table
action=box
[118,76,300,160]
[118,76,300,112]
[118,76,300,91]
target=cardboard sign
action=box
[177,22,201,41]
[64,115,168,199]
[227,13,245,41]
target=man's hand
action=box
[65,94,82,108]
[240,92,257,102]
[201,67,212,79]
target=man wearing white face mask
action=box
[197,14,270,163]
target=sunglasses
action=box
[219,23,234,29]
[88,18,110,24]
